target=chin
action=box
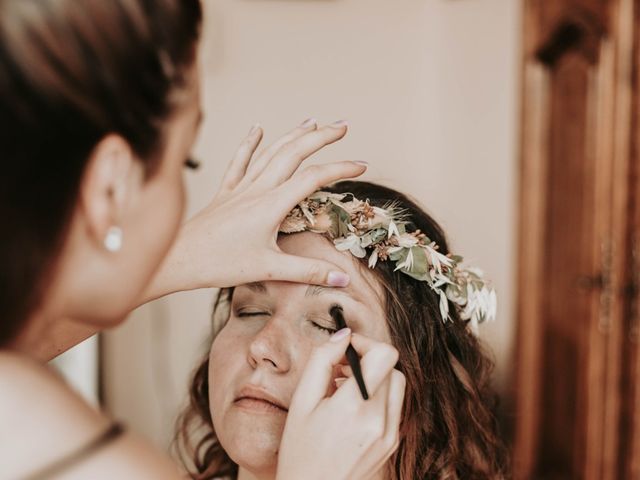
[228,440,279,475]
[220,419,283,474]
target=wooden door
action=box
[618,4,640,476]
[514,0,638,478]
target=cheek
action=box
[284,336,321,395]
[160,169,186,234]
[209,330,233,380]
[143,172,185,258]
[208,327,245,416]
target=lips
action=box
[234,385,288,412]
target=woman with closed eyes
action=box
[177,181,508,480]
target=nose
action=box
[247,317,291,374]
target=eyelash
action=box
[236,311,337,335]
[237,311,269,318]
[312,323,337,335]
[184,156,200,170]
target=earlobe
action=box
[79,134,135,251]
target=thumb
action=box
[289,328,352,416]
[267,253,350,287]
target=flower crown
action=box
[279,191,497,331]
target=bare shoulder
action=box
[0,352,182,479]
[0,351,100,424]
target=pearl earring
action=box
[104,226,123,252]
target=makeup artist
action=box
[0,0,403,479]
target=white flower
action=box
[394,248,414,271]
[457,284,498,325]
[369,206,392,227]
[368,249,379,268]
[439,290,450,322]
[388,221,400,239]
[476,287,497,322]
[334,234,367,258]
[425,244,453,274]
[432,275,451,289]
[396,233,418,248]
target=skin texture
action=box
[209,232,392,480]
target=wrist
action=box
[139,227,202,304]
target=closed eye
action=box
[310,320,337,335]
[237,311,270,318]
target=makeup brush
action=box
[329,304,369,400]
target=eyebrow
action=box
[243,282,268,293]
[240,282,355,298]
[305,284,355,299]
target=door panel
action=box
[513,0,638,478]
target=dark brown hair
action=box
[0,0,202,345]
[175,181,509,479]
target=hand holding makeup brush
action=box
[276,329,406,480]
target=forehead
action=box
[277,232,384,302]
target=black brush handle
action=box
[345,344,369,400]
[330,305,369,400]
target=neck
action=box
[7,304,91,362]
[8,309,54,359]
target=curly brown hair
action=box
[174,181,509,479]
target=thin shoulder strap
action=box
[22,422,125,480]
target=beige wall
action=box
[103,0,522,449]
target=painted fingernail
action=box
[327,271,350,287]
[300,117,317,128]
[330,328,351,342]
[353,161,368,167]
[248,123,261,135]
[329,119,348,128]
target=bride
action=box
[176,181,508,480]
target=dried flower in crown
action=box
[279,191,497,332]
